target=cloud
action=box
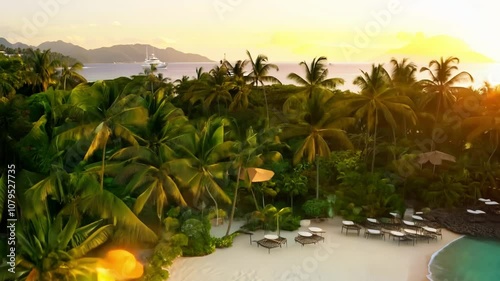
[65,35,85,44]
[152,37,177,47]
[112,21,121,27]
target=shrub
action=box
[180,218,215,256]
[302,199,329,218]
[141,218,188,281]
[279,215,301,231]
[212,233,238,248]
[335,171,405,221]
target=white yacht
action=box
[143,49,167,69]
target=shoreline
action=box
[168,217,460,281]
[425,235,464,281]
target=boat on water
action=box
[142,49,167,69]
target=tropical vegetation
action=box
[1,47,499,280]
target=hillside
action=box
[0,38,214,63]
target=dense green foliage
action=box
[1,49,500,280]
[141,217,188,281]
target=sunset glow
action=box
[1,0,499,62]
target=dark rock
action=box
[425,208,500,239]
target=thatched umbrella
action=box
[418,150,456,174]
[417,150,456,165]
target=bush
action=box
[335,171,405,221]
[241,204,295,234]
[141,218,188,281]
[279,215,301,231]
[302,199,329,218]
[180,218,215,256]
[212,233,238,248]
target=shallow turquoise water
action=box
[428,236,500,281]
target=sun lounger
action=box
[256,238,281,253]
[294,231,324,246]
[308,227,326,236]
[412,215,424,222]
[403,220,420,230]
[364,228,385,240]
[341,220,361,236]
[389,230,414,246]
[467,209,487,222]
[422,226,442,240]
[366,218,381,229]
[255,234,287,253]
[403,228,433,244]
[379,217,400,230]
[389,212,401,223]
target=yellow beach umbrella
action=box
[239,167,275,182]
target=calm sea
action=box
[428,236,500,281]
[79,62,500,92]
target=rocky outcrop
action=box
[424,208,500,239]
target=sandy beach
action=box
[168,217,460,281]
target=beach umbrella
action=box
[417,150,456,165]
[239,167,275,182]
[239,168,275,210]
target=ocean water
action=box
[428,236,500,281]
[79,62,500,92]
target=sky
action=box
[1,0,499,62]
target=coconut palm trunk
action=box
[205,184,219,225]
[261,85,270,127]
[371,108,378,173]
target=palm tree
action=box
[56,79,148,190]
[170,116,234,210]
[185,65,234,115]
[105,146,188,220]
[246,50,281,126]
[20,168,158,244]
[463,88,500,164]
[14,212,113,281]
[287,56,344,98]
[58,62,87,91]
[100,101,193,220]
[389,58,419,137]
[0,55,26,96]
[25,48,60,93]
[223,59,253,111]
[194,66,207,80]
[223,59,248,80]
[340,64,417,172]
[281,90,354,165]
[419,57,473,149]
[225,125,282,235]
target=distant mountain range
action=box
[0,38,214,63]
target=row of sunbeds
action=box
[341,216,443,246]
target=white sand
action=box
[168,217,460,281]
